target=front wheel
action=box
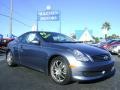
[50,56,71,85]
[6,51,16,66]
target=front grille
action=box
[92,54,111,62]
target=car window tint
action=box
[18,34,27,44]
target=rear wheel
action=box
[50,56,71,85]
[6,51,16,66]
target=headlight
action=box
[73,50,90,62]
[108,52,114,61]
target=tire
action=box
[50,56,71,85]
[6,51,16,66]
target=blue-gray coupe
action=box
[6,31,115,85]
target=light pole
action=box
[59,10,61,33]
[10,0,13,37]
[37,10,38,31]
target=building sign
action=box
[38,10,59,21]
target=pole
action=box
[10,0,13,37]
[37,10,38,31]
[59,10,61,33]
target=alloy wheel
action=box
[50,60,67,83]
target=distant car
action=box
[98,39,120,50]
[118,50,120,56]
[107,40,120,52]
[111,44,120,55]
[6,31,115,85]
[0,38,14,48]
[0,38,3,47]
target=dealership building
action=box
[75,29,94,42]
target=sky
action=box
[0,0,120,38]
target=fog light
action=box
[102,71,106,74]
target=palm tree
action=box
[101,22,111,39]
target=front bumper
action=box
[70,60,115,81]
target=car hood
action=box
[47,43,109,56]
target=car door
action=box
[19,32,47,71]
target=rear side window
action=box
[18,33,40,44]
[26,33,37,44]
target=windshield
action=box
[39,32,75,43]
[107,40,117,44]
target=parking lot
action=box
[0,53,120,90]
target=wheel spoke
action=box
[55,61,59,68]
[62,66,67,75]
[60,74,65,79]
[7,53,11,61]
[56,75,61,81]
[59,62,63,68]
[7,52,12,65]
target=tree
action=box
[107,34,120,39]
[101,22,111,39]
[92,36,99,43]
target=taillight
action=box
[103,45,108,48]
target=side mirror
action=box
[31,40,40,45]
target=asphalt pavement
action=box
[0,53,120,90]
[0,53,5,62]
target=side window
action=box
[18,33,40,44]
[53,35,64,41]
[26,33,38,44]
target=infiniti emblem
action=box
[103,55,109,60]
